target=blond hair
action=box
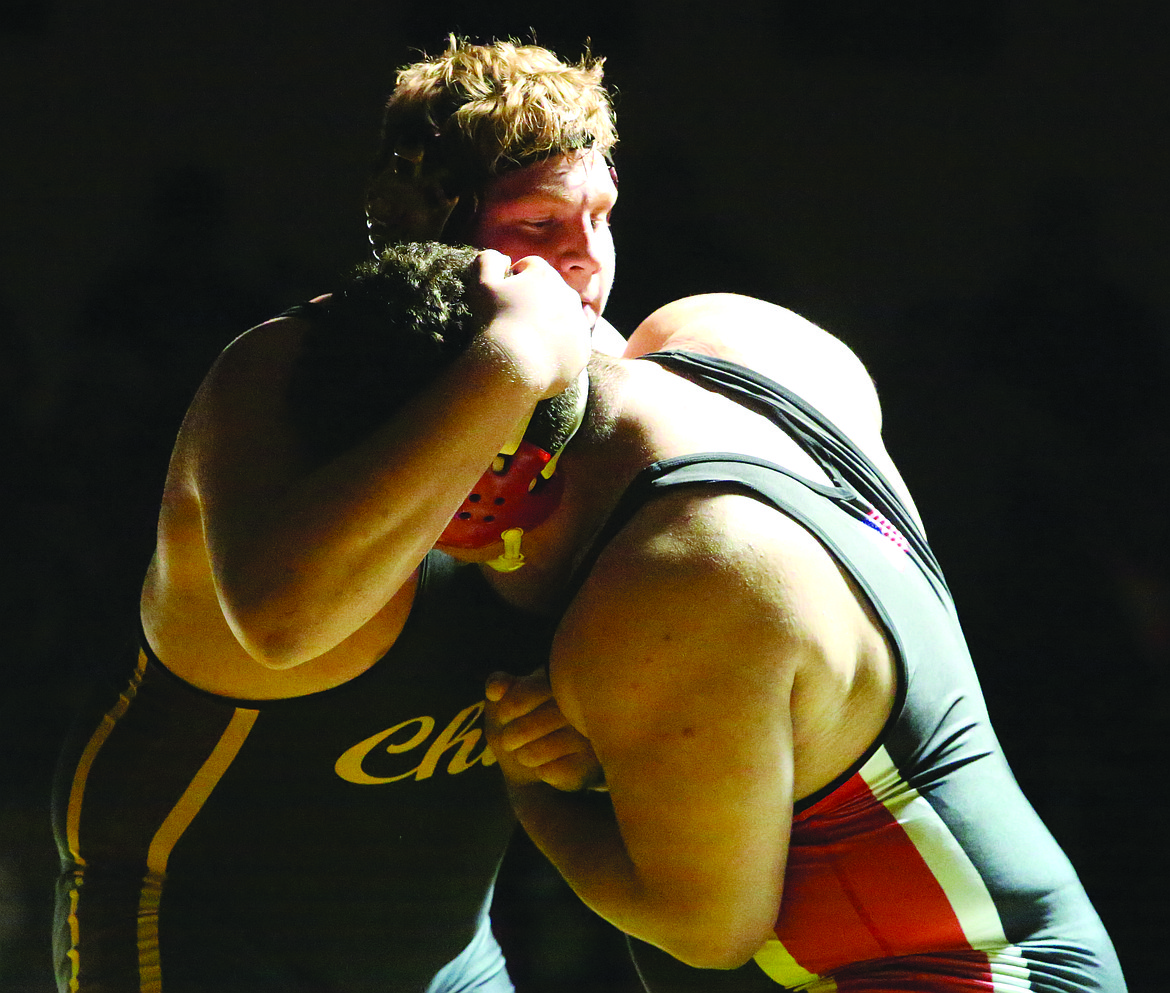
[365,37,617,246]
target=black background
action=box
[1,1,1167,990]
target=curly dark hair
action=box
[287,241,482,463]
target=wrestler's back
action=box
[594,315,1126,989]
[592,302,909,802]
[624,292,920,522]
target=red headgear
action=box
[438,371,588,567]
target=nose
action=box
[556,221,605,296]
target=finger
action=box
[511,726,593,769]
[533,753,606,793]
[474,248,512,288]
[485,671,516,703]
[493,698,573,753]
[507,254,557,278]
[491,676,556,724]
[520,664,549,684]
[506,254,536,274]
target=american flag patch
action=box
[863,509,910,552]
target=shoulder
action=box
[196,294,328,398]
[624,293,881,440]
[199,305,318,396]
[168,309,316,521]
[551,488,833,738]
[155,305,316,547]
[580,487,853,623]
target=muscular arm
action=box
[489,493,816,969]
[178,252,590,668]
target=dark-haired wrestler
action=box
[52,33,620,993]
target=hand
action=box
[485,667,605,792]
[472,250,592,400]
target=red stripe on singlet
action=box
[776,773,986,982]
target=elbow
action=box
[234,623,311,670]
[246,638,312,671]
[651,914,776,971]
[223,601,318,670]
[621,866,783,971]
[664,934,772,972]
[214,570,322,669]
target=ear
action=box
[365,140,460,249]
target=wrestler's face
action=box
[472,148,617,329]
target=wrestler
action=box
[51,36,617,993]
[459,287,1125,991]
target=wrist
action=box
[465,325,557,401]
[475,305,589,401]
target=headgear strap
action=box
[439,369,589,569]
[365,137,462,250]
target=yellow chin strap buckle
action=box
[486,528,526,573]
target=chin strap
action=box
[437,369,589,559]
[485,528,527,573]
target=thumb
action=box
[485,671,517,703]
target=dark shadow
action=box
[1,164,277,993]
[54,164,278,677]
[864,175,1169,988]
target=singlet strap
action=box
[563,450,845,610]
[560,351,949,609]
[274,300,327,321]
[639,351,946,587]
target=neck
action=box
[480,360,650,613]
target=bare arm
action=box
[487,493,816,969]
[183,252,591,668]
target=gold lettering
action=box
[334,716,436,785]
[415,703,497,780]
[334,703,499,785]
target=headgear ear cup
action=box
[438,369,589,561]
[365,137,462,250]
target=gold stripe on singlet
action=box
[63,649,151,992]
[137,706,259,993]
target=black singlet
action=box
[52,553,552,993]
[597,352,1127,993]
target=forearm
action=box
[506,780,771,969]
[207,341,545,666]
[504,781,652,935]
